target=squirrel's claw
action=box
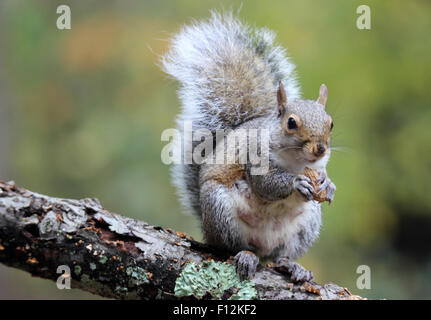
[294,175,314,201]
[233,250,259,280]
[317,172,336,203]
[325,183,336,204]
[274,258,314,283]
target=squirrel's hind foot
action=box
[233,250,259,280]
[274,258,314,283]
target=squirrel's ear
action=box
[277,80,287,117]
[317,84,328,107]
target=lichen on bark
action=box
[174,260,257,300]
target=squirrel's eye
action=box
[330,121,334,130]
[287,117,297,130]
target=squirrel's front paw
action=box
[317,173,336,204]
[274,258,314,283]
[294,175,314,201]
[233,250,259,280]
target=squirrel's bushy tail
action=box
[162,12,301,215]
[162,11,300,131]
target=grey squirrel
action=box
[162,12,336,282]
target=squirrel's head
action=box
[276,82,333,163]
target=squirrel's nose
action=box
[314,144,326,156]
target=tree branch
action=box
[0,181,362,300]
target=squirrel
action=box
[161,12,336,282]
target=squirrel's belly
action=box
[231,181,319,257]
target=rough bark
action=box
[0,181,362,300]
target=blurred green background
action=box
[0,0,430,299]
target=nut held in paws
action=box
[302,167,328,203]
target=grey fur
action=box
[199,180,250,251]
